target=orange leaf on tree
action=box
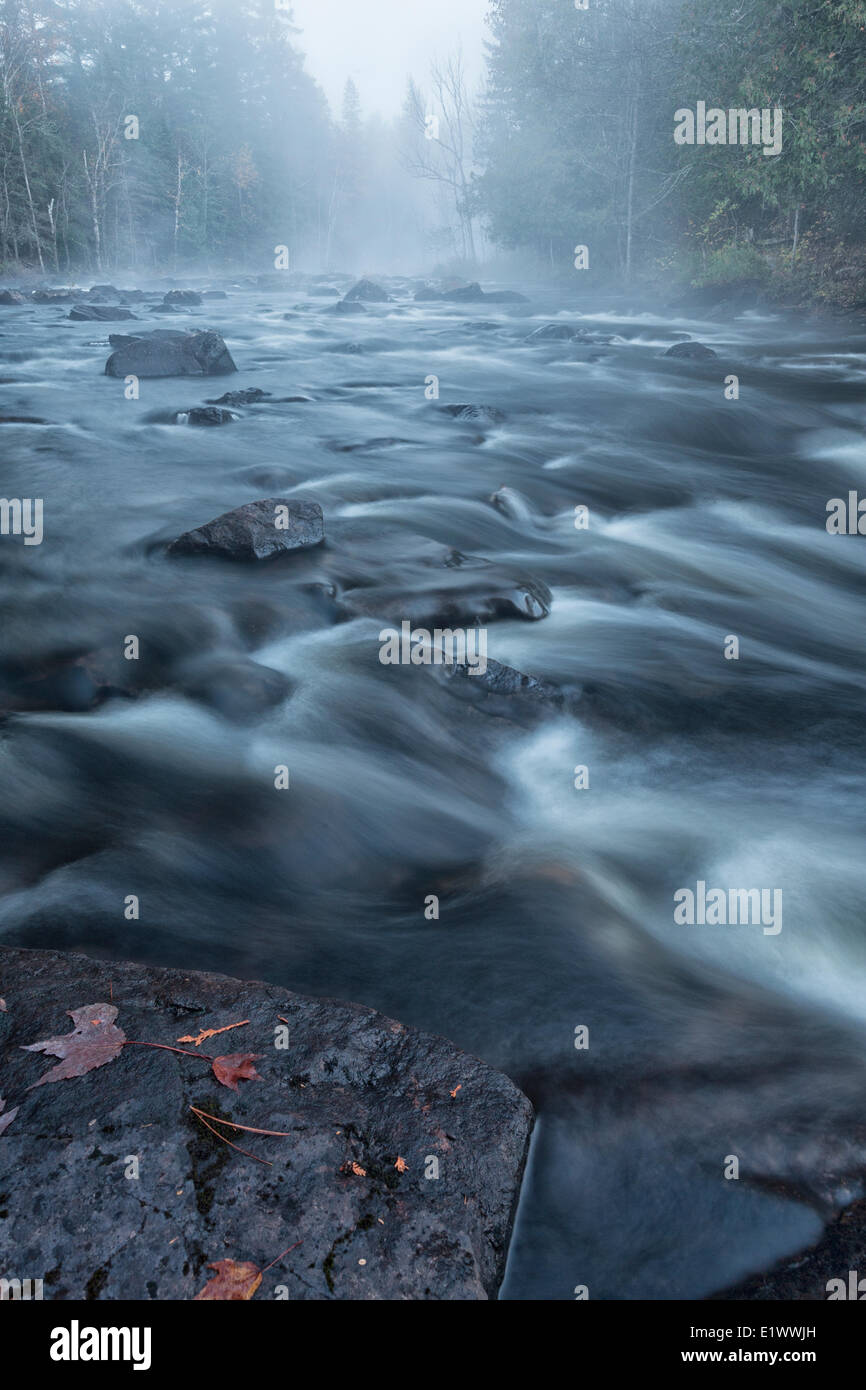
[21,1003,126,1089]
[212,1053,263,1091]
[194,1259,262,1301]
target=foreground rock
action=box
[0,945,532,1300]
[104,329,237,379]
[0,289,26,305]
[168,498,324,560]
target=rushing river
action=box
[1,279,865,1299]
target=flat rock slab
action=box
[0,946,532,1300]
[168,498,324,560]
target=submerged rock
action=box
[0,290,26,305]
[441,403,506,425]
[104,329,237,379]
[664,340,717,361]
[331,300,367,314]
[526,323,580,342]
[342,278,391,303]
[175,656,292,722]
[163,289,203,306]
[69,304,137,321]
[435,656,564,719]
[31,288,81,303]
[168,498,324,560]
[204,388,272,406]
[173,407,238,427]
[85,284,122,301]
[0,944,533,1300]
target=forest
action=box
[1,0,864,306]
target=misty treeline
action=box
[0,0,438,275]
[479,0,866,299]
[1,0,865,301]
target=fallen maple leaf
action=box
[342,1161,366,1177]
[449,1084,462,1099]
[394,1156,408,1173]
[194,1241,302,1300]
[21,1004,125,1089]
[177,1019,249,1048]
[194,1260,262,1301]
[0,1097,19,1137]
[212,1053,262,1091]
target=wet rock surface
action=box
[104,328,237,378]
[168,498,324,560]
[0,945,533,1300]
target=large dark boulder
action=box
[0,945,532,1300]
[168,498,324,560]
[0,290,26,305]
[104,329,237,379]
[69,304,137,322]
[342,279,391,303]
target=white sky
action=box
[288,0,491,120]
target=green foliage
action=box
[476,0,866,304]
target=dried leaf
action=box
[0,1097,19,1137]
[212,1052,262,1091]
[22,1004,125,1089]
[449,1084,462,1099]
[0,998,6,1011]
[394,1156,408,1173]
[194,1260,262,1301]
[177,1019,249,1048]
[345,1161,366,1177]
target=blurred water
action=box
[1,284,865,1298]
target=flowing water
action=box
[1,282,865,1299]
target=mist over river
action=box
[2,282,866,1298]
